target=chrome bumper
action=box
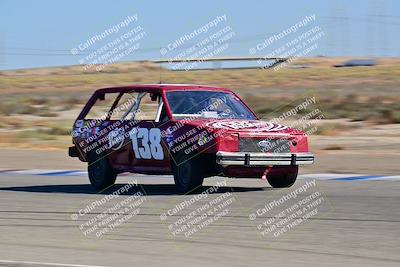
[216,151,314,166]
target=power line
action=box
[1,15,398,58]
[320,15,400,26]
[0,32,281,56]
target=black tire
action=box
[172,152,204,194]
[267,166,298,188]
[87,153,117,190]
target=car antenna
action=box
[159,47,162,84]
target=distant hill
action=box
[0,57,399,95]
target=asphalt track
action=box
[0,172,399,267]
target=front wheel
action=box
[267,166,298,188]
[87,153,117,190]
[172,152,204,194]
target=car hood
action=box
[184,119,305,135]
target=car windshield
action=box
[165,90,257,120]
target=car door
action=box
[109,91,171,173]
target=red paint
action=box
[70,84,313,178]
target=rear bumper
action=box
[216,151,314,166]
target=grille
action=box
[239,138,290,153]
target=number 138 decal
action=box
[129,128,164,160]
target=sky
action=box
[0,0,399,70]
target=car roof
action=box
[95,84,233,94]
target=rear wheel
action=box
[172,152,204,194]
[87,153,117,190]
[267,166,298,188]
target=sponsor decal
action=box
[206,120,287,132]
[108,127,125,150]
[258,139,273,150]
[75,120,84,128]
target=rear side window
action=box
[85,92,138,120]
[84,91,161,121]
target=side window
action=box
[84,92,162,121]
[134,93,160,121]
[85,93,119,119]
[85,92,139,120]
[110,92,138,120]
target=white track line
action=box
[0,259,107,267]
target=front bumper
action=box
[216,151,314,166]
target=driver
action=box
[209,97,231,116]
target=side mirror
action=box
[99,93,105,101]
[150,93,158,101]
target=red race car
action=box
[69,84,314,193]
